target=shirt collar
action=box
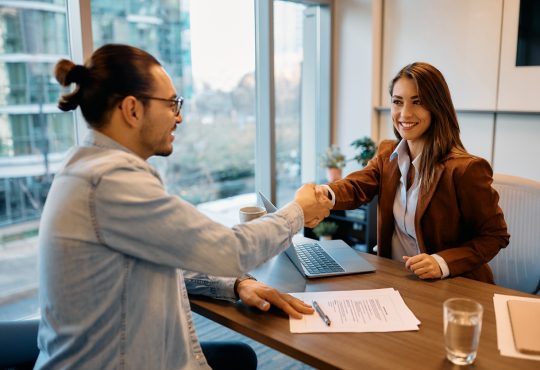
[390,139,422,172]
[84,129,136,155]
[390,139,409,162]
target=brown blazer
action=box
[329,140,510,283]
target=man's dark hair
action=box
[54,44,161,129]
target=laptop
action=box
[258,192,375,278]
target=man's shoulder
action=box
[61,146,153,183]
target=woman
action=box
[321,62,509,283]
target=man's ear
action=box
[118,96,143,127]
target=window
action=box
[265,0,331,207]
[0,0,74,320]
[91,0,257,209]
[0,0,332,320]
[274,1,304,206]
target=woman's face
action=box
[391,77,432,147]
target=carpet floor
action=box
[192,312,315,370]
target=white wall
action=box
[381,0,502,110]
[334,0,540,182]
[494,115,540,180]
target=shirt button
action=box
[195,354,202,360]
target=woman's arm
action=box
[435,158,510,276]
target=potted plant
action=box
[320,145,346,182]
[350,136,377,167]
[312,221,339,241]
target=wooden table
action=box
[190,248,539,369]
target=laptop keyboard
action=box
[295,243,345,274]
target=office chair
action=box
[0,319,40,369]
[489,173,540,294]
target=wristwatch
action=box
[234,273,256,299]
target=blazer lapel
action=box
[375,156,401,258]
[415,163,444,251]
[386,159,400,199]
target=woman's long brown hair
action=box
[389,62,466,189]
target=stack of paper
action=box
[290,288,420,333]
[493,294,540,361]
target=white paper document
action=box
[290,288,420,333]
[493,293,540,361]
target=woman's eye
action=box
[392,100,402,105]
[413,100,422,105]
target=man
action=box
[36,44,331,369]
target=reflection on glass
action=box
[0,1,73,320]
[91,0,256,206]
[274,1,304,206]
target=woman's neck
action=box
[406,139,424,160]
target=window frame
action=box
[67,0,332,203]
[66,0,93,144]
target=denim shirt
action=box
[35,130,303,370]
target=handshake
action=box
[294,184,333,228]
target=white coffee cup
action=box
[443,298,483,365]
[239,206,267,223]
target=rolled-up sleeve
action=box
[183,271,238,302]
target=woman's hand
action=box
[403,253,442,279]
[236,279,314,319]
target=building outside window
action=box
[0,0,73,320]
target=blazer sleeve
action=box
[436,157,510,276]
[329,140,395,210]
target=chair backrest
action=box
[489,173,540,294]
[0,318,40,368]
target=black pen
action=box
[313,300,331,326]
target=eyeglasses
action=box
[137,95,184,116]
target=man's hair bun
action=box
[55,59,88,111]
[55,60,89,86]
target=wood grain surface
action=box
[190,250,538,370]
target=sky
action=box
[188,0,304,92]
[189,0,255,92]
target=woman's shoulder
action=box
[377,139,399,156]
[443,149,493,176]
[445,149,489,165]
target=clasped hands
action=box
[403,254,442,279]
[233,182,332,318]
[294,184,333,228]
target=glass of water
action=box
[443,298,484,365]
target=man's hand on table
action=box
[236,279,314,319]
